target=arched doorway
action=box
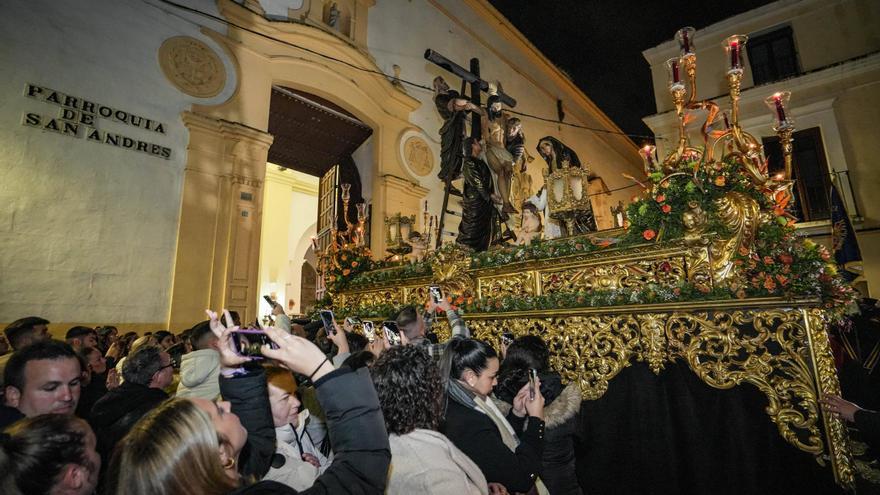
[167,3,426,329]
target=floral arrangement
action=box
[460,282,732,314]
[344,259,432,289]
[325,244,375,292]
[470,233,620,269]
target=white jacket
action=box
[387,428,488,495]
[264,410,332,490]
[175,349,220,400]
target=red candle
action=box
[681,31,690,53]
[671,60,680,83]
[729,41,740,69]
[723,113,731,129]
[773,96,786,122]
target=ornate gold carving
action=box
[462,304,853,487]
[540,258,686,293]
[804,308,856,489]
[711,191,761,282]
[403,136,434,177]
[478,271,536,299]
[158,36,226,98]
[431,244,474,297]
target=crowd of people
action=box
[0,297,878,494]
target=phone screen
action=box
[363,321,375,342]
[429,285,443,304]
[382,320,401,346]
[320,310,336,335]
[528,369,538,400]
[231,330,279,358]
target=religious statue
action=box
[327,3,340,29]
[527,186,562,239]
[506,117,534,228]
[433,76,475,193]
[515,202,543,245]
[457,137,502,252]
[407,231,429,263]
[477,86,517,215]
[536,135,581,172]
[534,136,597,236]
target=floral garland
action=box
[344,260,432,289]
[460,282,731,314]
[470,233,620,269]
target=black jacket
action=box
[76,371,108,420]
[226,366,390,494]
[441,397,545,493]
[89,382,168,464]
[496,377,584,495]
[0,404,24,430]
[855,409,880,450]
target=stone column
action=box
[168,111,273,330]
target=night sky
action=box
[488,0,775,141]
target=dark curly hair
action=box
[495,335,550,404]
[370,345,443,435]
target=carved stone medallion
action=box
[403,136,434,177]
[158,36,226,98]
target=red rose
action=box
[643,229,657,241]
[778,254,793,265]
[661,204,672,214]
[656,194,666,203]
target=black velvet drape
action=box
[574,361,843,495]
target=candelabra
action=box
[313,182,370,299]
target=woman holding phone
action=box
[439,337,547,494]
[106,309,390,494]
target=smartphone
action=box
[429,285,443,304]
[345,316,361,327]
[263,295,275,307]
[363,321,375,342]
[528,368,538,401]
[231,329,279,358]
[320,309,336,336]
[382,320,401,346]
[501,332,514,346]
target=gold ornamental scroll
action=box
[464,299,854,489]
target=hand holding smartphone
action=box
[528,368,538,401]
[382,321,401,346]
[231,329,280,359]
[320,309,336,336]
[362,321,375,343]
[429,285,443,305]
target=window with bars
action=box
[747,25,800,85]
[762,127,832,223]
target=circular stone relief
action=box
[158,36,227,98]
[403,135,434,177]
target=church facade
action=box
[0,0,643,332]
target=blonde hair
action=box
[105,399,238,495]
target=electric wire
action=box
[152,0,663,141]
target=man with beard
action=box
[433,76,477,194]
[457,137,503,252]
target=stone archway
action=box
[167,0,428,329]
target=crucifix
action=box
[424,50,519,250]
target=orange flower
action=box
[820,249,831,261]
[351,261,359,268]
[778,254,793,265]
[714,176,726,187]
[736,289,747,299]
[456,296,465,304]
[342,269,351,276]
[763,256,774,265]
[661,204,672,214]
[738,246,750,256]
[643,229,657,241]
[656,194,666,203]
[763,276,776,291]
[776,274,789,286]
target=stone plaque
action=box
[403,135,433,177]
[158,36,226,98]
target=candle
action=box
[730,41,739,69]
[671,59,680,83]
[723,113,731,130]
[681,31,690,53]
[676,27,695,55]
[773,96,786,122]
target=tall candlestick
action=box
[764,91,792,128]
